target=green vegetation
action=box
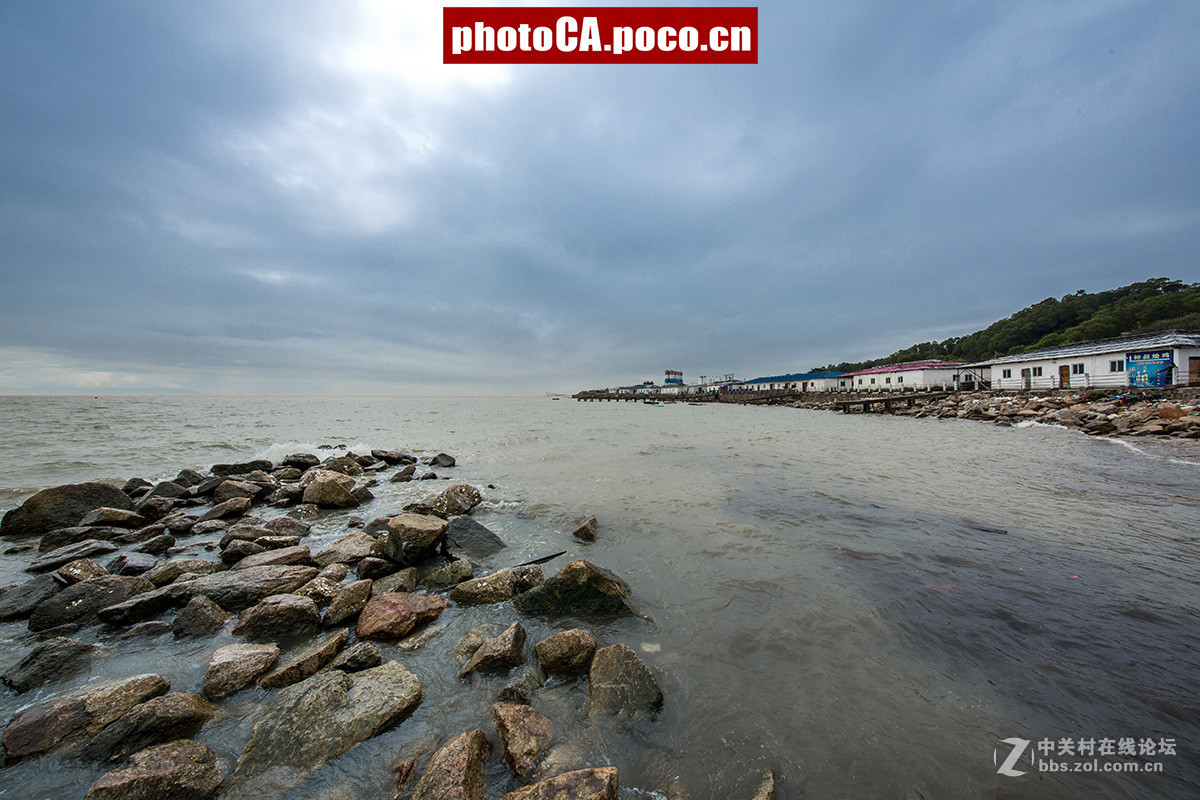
[812,278,1200,373]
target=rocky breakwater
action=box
[0,447,778,800]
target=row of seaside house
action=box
[610,331,1200,396]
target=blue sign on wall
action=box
[1126,350,1174,387]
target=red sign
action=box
[444,7,758,64]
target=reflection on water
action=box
[1,396,1198,799]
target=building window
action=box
[840,380,846,387]
[897,376,903,383]
[1002,369,1012,379]
[857,378,863,385]
[870,378,876,385]
[885,377,891,384]
[1071,363,1085,375]
[1032,367,1043,377]
[1110,360,1124,372]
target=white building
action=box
[840,360,970,392]
[970,331,1200,391]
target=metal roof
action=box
[744,371,844,384]
[968,330,1200,366]
[841,360,966,377]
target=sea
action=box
[0,395,1198,799]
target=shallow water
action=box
[1,395,1198,799]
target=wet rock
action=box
[295,575,341,605]
[460,622,526,678]
[146,480,188,500]
[411,729,489,800]
[301,471,359,508]
[113,522,171,545]
[356,592,451,640]
[321,456,364,477]
[498,664,547,704]
[212,480,262,506]
[261,628,349,689]
[145,558,226,587]
[492,703,553,779]
[81,692,216,762]
[282,453,320,470]
[1,482,134,539]
[27,539,120,573]
[189,519,228,537]
[233,544,312,570]
[222,539,267,564]
[1,636,97,694]
[133,496,176,522]
[124,477,154,496]
[535,628,598,675]
[749,771,775,800]
[357,556,396,580]
[445,516,506,559]
[83,739,221,800]
[0,573,64,620]
[106,552,160,576]
[173,595,229,637]
[588,643,663,720]
[29,575,154,631]
[223,661,422,799]
[212,460,274,477]
[426,557,473,588]
[175,469,206,487]
[513,560,633,617]
[2,673,170,761]
[313,531,377,567]
[371,567,417,595]
[233,593,321,641]
[198,496,252,523]
[40,525,126,552]
[132,533,176,555]
[79,507,148,528]
[121,620,172,637]
[317,562,349,582]
[327,641,382,673]
[58,557,110,584]
[381,513,449,566]
[98,583,190,626]
[497,767,618,800]
[262,515,311,538]
[203,643,279,700]
[449,565,544,605]
[389,465,417,483]
[324,579,373,626]
[188,564,318,612]
[423,484,482,519]
[428,453,457,468]
[570,515,597,542]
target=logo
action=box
[995,738,1031,777]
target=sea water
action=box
[0,395,1197,799]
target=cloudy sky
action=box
[1,1,1197,395]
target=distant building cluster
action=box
[593,331,1200,397]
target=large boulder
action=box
[449,565,543,605]
[411,729,490,800]
[1,482,133,539]
[313,531,377,567]
[513,560,633,617]
[202,643,279,700]
[492,702,554,779]
[460,622,526,678]
[80,692,216,762]
[356,592,450,640]
[260,629,349,689]
[232,593,321,641]
[497,767,618,800]
[381,513,449,566]
[588,644,663,721]
[29,575,154,632]
[445,516,506,559]
[223,661,422,799]
[534,628,598,675]
[0,573,63,621]
[1,636,97,694]
[83,739,222,800]
[1,673,169,761]
[187,564,318,612]
[300,471,358,508]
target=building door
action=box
[1059,364,1071,389]
[1021,368,1031,390]
[1190,357,1200,386]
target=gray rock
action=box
[497,767,618,800]
[175,469,206,487]
[513,560,633,617]
[411,729,489,800]
[203,642,279,700]
[39,525,127,552]
[132,496,175,523]
[223,661,422,798]
[187,564,318,612]
[189,519,228,536]
[282,453,320,470]
[83,739,221,800]
[1,636,97,694]
[232,544,311,570]
[381,513,449,566]
[27,539,119,573]
[198,496,252,523]
[301,471,358,508]
[425,558,473,589]
[498,664,547,704]
[389,465,417,483]
[295,575,341,605]
[1,482,133,539]
[98,583,190,626]
[146,480,188,499]
[1,673,170,761]
[120,620,173,637]
[144,558,226,587]
[57,557,109,584]
[421,484,482,519]
[212,480,263,505]
[324,579,373,626]
[587,643,663,720]
[106,552,160,576]
[445,517,506,559]
[173,595,229,638]
[81,692,216,762]
[327,641,382,673]
[212,460,274,477]
[313,531,377,567]
[492,702,554,779]
[78,507,148,528]
[356,556,396,580]
[570,515,597,542]
[460,622,527,678]
[534,628,598,675]
[123,477,153,496]
[263,516,311,538]
[371,568,416,595]
[222,539,267,564]
[428,453,457,468]
[232,593,321,641]
[0,573,64,620]
[260,628,349,689]
[132,533,176,555]
[449,565,543,605]
[29,575,154,631]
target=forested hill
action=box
[813,278,1200,373]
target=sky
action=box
[1,1,1198,395]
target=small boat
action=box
[643,400,662,406]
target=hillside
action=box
[812,278,1200,373]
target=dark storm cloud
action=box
[1,1,1197,394]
